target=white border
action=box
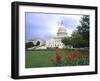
[19,5,95,76]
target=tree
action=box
[71,34,87,48]
[77,15,89,47]
[62,15,89,48]
[36,41,40,46]
[71,15,89,48]
[25,42,34,49]
[62,37,72,46]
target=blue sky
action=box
[25,12,82,41]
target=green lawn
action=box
[25,49,89,68]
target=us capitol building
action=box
[46,21,67,49]
[28,20,72,50]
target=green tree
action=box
[36,41,40,46]
[77,15,89,47]
[25,42,34,49]
[62,15,89,48]
[71,34,87,48]
[62,37,73,47]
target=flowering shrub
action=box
[49,49,62,65]
[49,49,89,66]
[68,53,80,61]
[56,52,61,62]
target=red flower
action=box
[68,53,80,61]
[56,53,61,62]
[50,59,54,63]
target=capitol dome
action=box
[45,20,68,49]
[57,24,67,38]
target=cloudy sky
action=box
[25,12,82,41]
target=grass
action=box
[25,49,89,68]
